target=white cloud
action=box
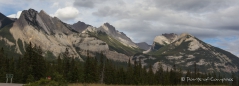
[7,11,22,18]
[51,2,59,8]
[2,0,239,57]
[54,6,79,21]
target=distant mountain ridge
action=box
[0,9,141,62]
[0,9,239,75]
[70,21,90,33]
[135,33,239,74]
[136,42,151,50]
[0,13,14,28]
[98,23,139,48]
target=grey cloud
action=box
[113,18,239,45]
[74,0,94,8]
[76,0,239,56]
[73,0,112,8]
[92,5,129,18]
[150,0,237,13]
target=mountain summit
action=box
[0,12,14,28]
[70,21,90,33]
[136,42,151,50]
[136,33,239,74]
[0,9,141,62]
[17,9,75,35]
[0,9,239,75]
[99,23,138,48]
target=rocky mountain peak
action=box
[101,22,116,32]
[0,12,14,28]
[162,33,178,40]
[0,12,5,19]
[39,10,51,18]
[99,22,138,48]
[39,10,47,15]
[153,33,178,45]
[22,8,38,18]
[136,42,151,50]
[18,8,40,28]
[71,21,90,33]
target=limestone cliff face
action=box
[98,23,138,48]
[1,9,137,62]
[135,33,239,73]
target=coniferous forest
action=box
[0,42,238,86]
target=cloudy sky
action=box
[0,0,239,57]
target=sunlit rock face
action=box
[1,9,140,62]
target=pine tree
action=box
[104,59,116,84]
[57,55,63,74]
[32,45,46,81]
[21,42,34,83]
[99,53,105,84]
[133,59,139,84]
[147,64,154,85]
[0,47,6,82]
[231,72,237,86]
[126,58,133,84]
[68,58,79,83]
[155,61,163,84]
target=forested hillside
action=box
[0,42,238,85]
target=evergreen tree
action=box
[147,64,154,85]
[126,58,133,84]
[231,72,237,86]
[104,59,116,84]
[99,53,105,84]
[155,61,163,84]
[0,47,6,82]
[56,55,63,74]
[68,58,79,83]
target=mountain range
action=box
[0,9,238,74]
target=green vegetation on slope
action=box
[0,24,22,57]
[0,42,237,86]
[89,31,142,56]
[0,23,15,42]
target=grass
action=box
[69,83,229,86]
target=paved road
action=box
[0,83,24,86]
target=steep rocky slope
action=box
[136,42,151,50]
[0,13,14,28]
[0,9,141,62]
[134,33,239,74]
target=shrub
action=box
[24,78,67,86]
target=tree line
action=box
[0,42,238,85]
